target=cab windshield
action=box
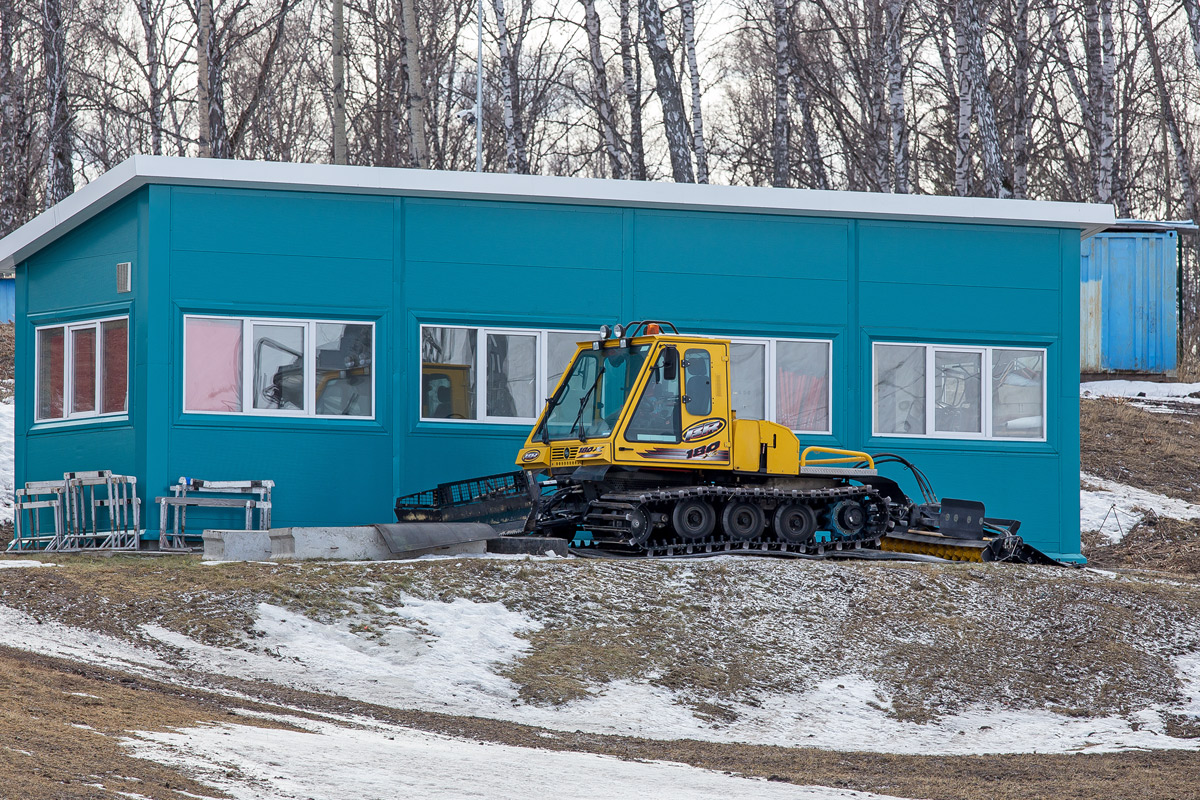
[536,344,650,441]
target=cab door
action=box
[615,341,731,468]
[677,343,731,466]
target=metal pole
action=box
[476,0,484,172]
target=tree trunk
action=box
[399,0,429,167]
[1011,0,1029,198]
[196,0,230,158]
[1096,0,1114,203]
[135,0,164,156]
[639,0,693,182]
[962,0,1006,197]
[1136,0,1197,218]
[679,0,707,183]
[42,0,72,204]
[771,0,789,188]
[0,0,23,233]
[490,0,529,173]
[885,0,908,193]
[581,0,623,178]
[620,0,646,180]
[1186,0,1200,75]
[953,0,971,196]
[333,0,347,164]
[786,29,827,190]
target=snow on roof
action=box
[0,154,1116,270]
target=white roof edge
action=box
[0,155,1117,270]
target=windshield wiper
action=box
[568,366,605,443]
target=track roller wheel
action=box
[626,506,652,546]
[828,499,866,539]
[721,500,765,541]
[774,503,817,545]
[672,498,716,540]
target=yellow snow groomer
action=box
[516,321,1051,562]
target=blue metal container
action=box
[0,277,13,324]
[1080,231,1177,373]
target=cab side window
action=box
[626,349,681,442]
[684,349,712,416]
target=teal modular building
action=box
[0,156,1114,560]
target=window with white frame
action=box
[872,342,1046,440]
[420,325,592,423]
[418,325,833,431]
[36,316,129,423]
[183,315,374,418]
[727,337,832,434]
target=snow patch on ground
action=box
[0,605,167,675]
[0,398,13,525]
[146,599,539,719]
[135,599,1200,756]
[0,559,56,568]
[1081,472,1200,543]
[1081,380,1200,400]
[4,588,1199,758]
[121,715,913,800]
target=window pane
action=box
[547,332,585,397]
[777,340,830,431]
[252,324,305,410]
[71,327,97,414]
[37,327,64,420]
[934,350,982,433]
[185,317,243,412]
[730,343,765,420]
[315,323,373,417]
[101,319,128,414]
[874,344,926,434]
[627,348,681,442]
[993,349,1044,438]
[421,327,477,419]
[684,349,712,416]
[487,333,537,418]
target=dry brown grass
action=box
[0,645,305,800]
[1080,397,1200,574]
[1081,397,1200,500]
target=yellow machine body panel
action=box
[730,419,800,475]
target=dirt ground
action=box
[2,555,1199,800]
[1080,397,1200,575]
[5,639,1200,800]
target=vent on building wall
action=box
[116,262,131,293]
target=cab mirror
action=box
[662,347,678,382]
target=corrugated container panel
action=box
[1080,231,1177,373]
[0,277,13,324]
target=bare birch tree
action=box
[42,0,73,204]
[579,0,623,177]
[491,0,530,172]
[1135,0,1197,218]
[619,0,646,179]
[640,0,694,182]
[770,0,789,187]
[399,0,429,167]
[884,0,908,193]
[0,0,27,232]
[680,0,707,182]
[333,0,347,163]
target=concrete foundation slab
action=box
[203,524,494,562]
